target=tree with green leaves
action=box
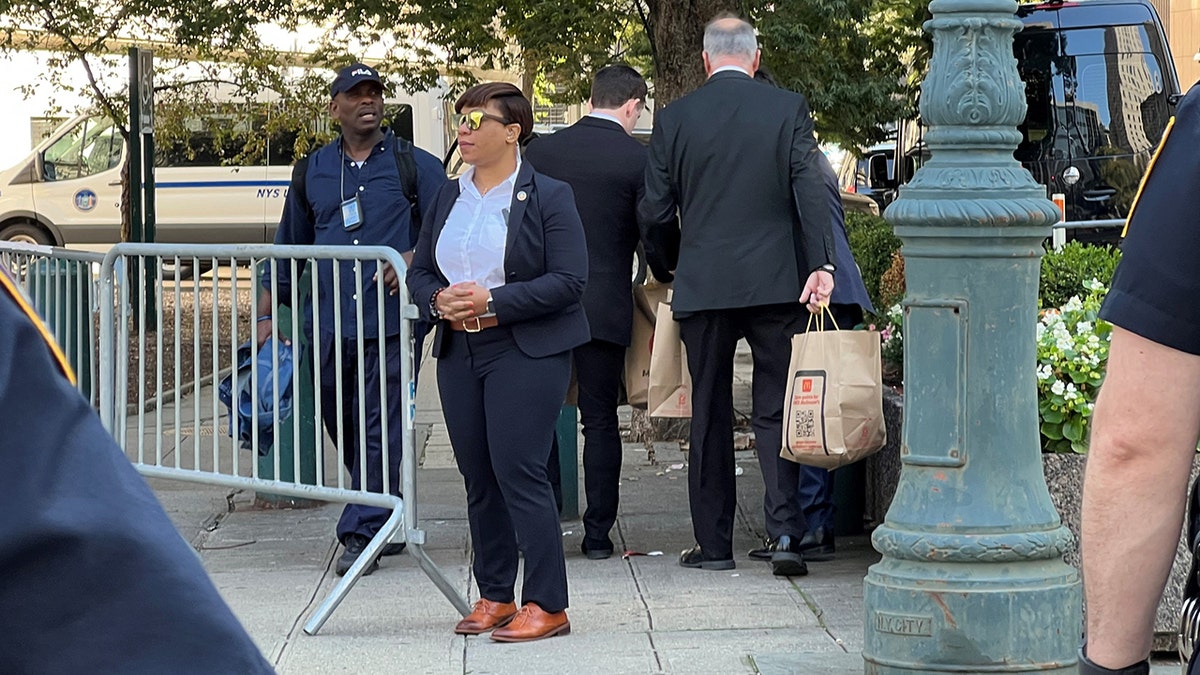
[297,0,930,149]
[4,0,933,171]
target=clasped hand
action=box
[436,281,490,322]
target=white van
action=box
[0,93,448,248]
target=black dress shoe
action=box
[798,528,835,562]
[678,545,735,571]
[381,542,406,556]
[770,535,809,577]
[748,537,779,561]
[336,534,380,577]
[581,539,614,560]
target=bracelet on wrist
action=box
[257,316,273,323]
[430,287,446,320]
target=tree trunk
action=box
[643,0,740,107]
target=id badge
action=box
[341,195,363,231]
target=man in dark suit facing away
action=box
[525,64,668,559]
[640,15,836,577]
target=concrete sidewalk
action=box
[138,345,1183,674]
[139,343,868,674]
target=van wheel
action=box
[0,221,53,246]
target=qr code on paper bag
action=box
[795,409,815,439]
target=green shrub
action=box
[1039,242,1122,309]
[846,212,902,310]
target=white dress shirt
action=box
[436,156,521,290]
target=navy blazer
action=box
[407,161,591,359]
[525,116,660,347]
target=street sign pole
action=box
[129,47,156,325]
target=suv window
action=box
[1015,29,1068,165]
[1070,49,1169,157]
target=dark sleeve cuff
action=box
[1101,287,1200,356]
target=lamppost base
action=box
[864,558,1081,673]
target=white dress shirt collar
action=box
[586,111,624,128]
[711,65,752,77]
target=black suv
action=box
[1015,0,1180,243]
[841,0,1180,244]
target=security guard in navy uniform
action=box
[1079,80,1200,675]
[0,269,273,673]
[257,63,447,577]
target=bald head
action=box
[702,16,760,76]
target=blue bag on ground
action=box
[218,338,294,455]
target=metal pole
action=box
[127,48,143,317]
[143,130,157,325]
[862,0,1083,669]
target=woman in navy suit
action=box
[407,82,589,642]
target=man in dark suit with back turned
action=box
[525,64,667,559]
[640,14,836,577]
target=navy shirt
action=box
[1101,81,1200,354]
[0,271,274,674]
[270,131,446,338]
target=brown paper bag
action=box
[647,299,691,418]
[781,320,886,468]
[624,281,672,409]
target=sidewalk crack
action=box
[793,583,849,653]
[615,519,664,672]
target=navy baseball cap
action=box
[330,63,385,98]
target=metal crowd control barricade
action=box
[97,243,470,635]
[0,242,103,407]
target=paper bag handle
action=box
[804,304,841,333]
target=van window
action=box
[155,113,260,168]
[266,129,301,166]
[386,104,415,143]
[42,115,121,181]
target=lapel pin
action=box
[517,191,527,202]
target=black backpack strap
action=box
[290,155,314,226]
[392,137,421,249]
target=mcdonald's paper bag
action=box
[647,300,691,418]
[781,327,886,468]
[624,282,671,408]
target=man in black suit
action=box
[526,64,665,559]
[640,15,836,577]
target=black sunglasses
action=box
[456,110,511,131]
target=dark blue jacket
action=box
[270,131,446,338]
[818,155,875,314]
[407,161,591,359]
[0,270,273,674]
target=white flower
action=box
[1076,321,1093,335]
[1063,296,1084,313]
[1051,380,1066,396]
[1037,364,1054,381]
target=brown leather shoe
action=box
[454,598,518,635]
[490,603,570,643]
